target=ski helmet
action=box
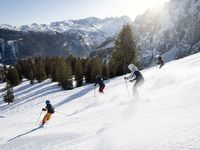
[45,100,50,105]
[96,75,100,79]
[128,64,138,72]
[156,54,162,58]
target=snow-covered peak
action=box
[0,16,131,34]
[0,24,18,31]
[0,16,131,63]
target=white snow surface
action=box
[1,52,200,150]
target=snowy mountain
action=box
[0,17,129,34]
[0,16,130,64]
[133,0,200,67]
[1,0,200,66]
[1,52,200,149]
[89,37,115,62]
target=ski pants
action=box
[158,61,164,69]
[159,62,164,69]
[42,113,52,124]
[99,84,105,93]
[132,79,144,98]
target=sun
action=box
[124,0,169,19]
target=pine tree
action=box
[0,69,4,82]
[108,58,115,78]
[90,57,102,82]
[51,58,60,82]
[110,23,138,76]
[6,67,20,86]
[26,59,35,84]
[109,50,124,76]
[15,62,23,81]
[35,58,47,83]
[83,58,92,83]
[29,69,34,84]
[45,57,53,78]
[58,59,73,90]
[102,64,108,80]
[74,58,83,87]
[3,87,14,105]
[66,55,76,74]
[17,59,31,80]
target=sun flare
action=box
[122,0,169,19]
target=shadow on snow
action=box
[7,126,43,142]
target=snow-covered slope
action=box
[134,0,200,67]
[1,52,200,149]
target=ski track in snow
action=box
[1,52,200,149]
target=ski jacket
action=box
[157,56,164,65]
[94,76,105,87]
[127,70,144,82]
[45,104,55,114]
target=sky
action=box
[0,0,169,26]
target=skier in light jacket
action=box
[124,64,144,98]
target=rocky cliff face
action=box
[133,0,200,67]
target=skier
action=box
[156,54,165,69]
[124,64,144,98]
[94,75,105,93]
[41,100,55,125]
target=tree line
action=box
[13,56,108,89]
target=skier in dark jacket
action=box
[124,64,144,98]
[94,75,105,93]
[41,100,55,125]
[156,54,165,69]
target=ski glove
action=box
[42,108,46,111]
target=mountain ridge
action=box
[0,16,131,64]
[0,16,130,33]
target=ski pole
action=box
[55,111,69,116]
[125,79,130,97]
[35,110,43,126]
[94,86,96,97]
